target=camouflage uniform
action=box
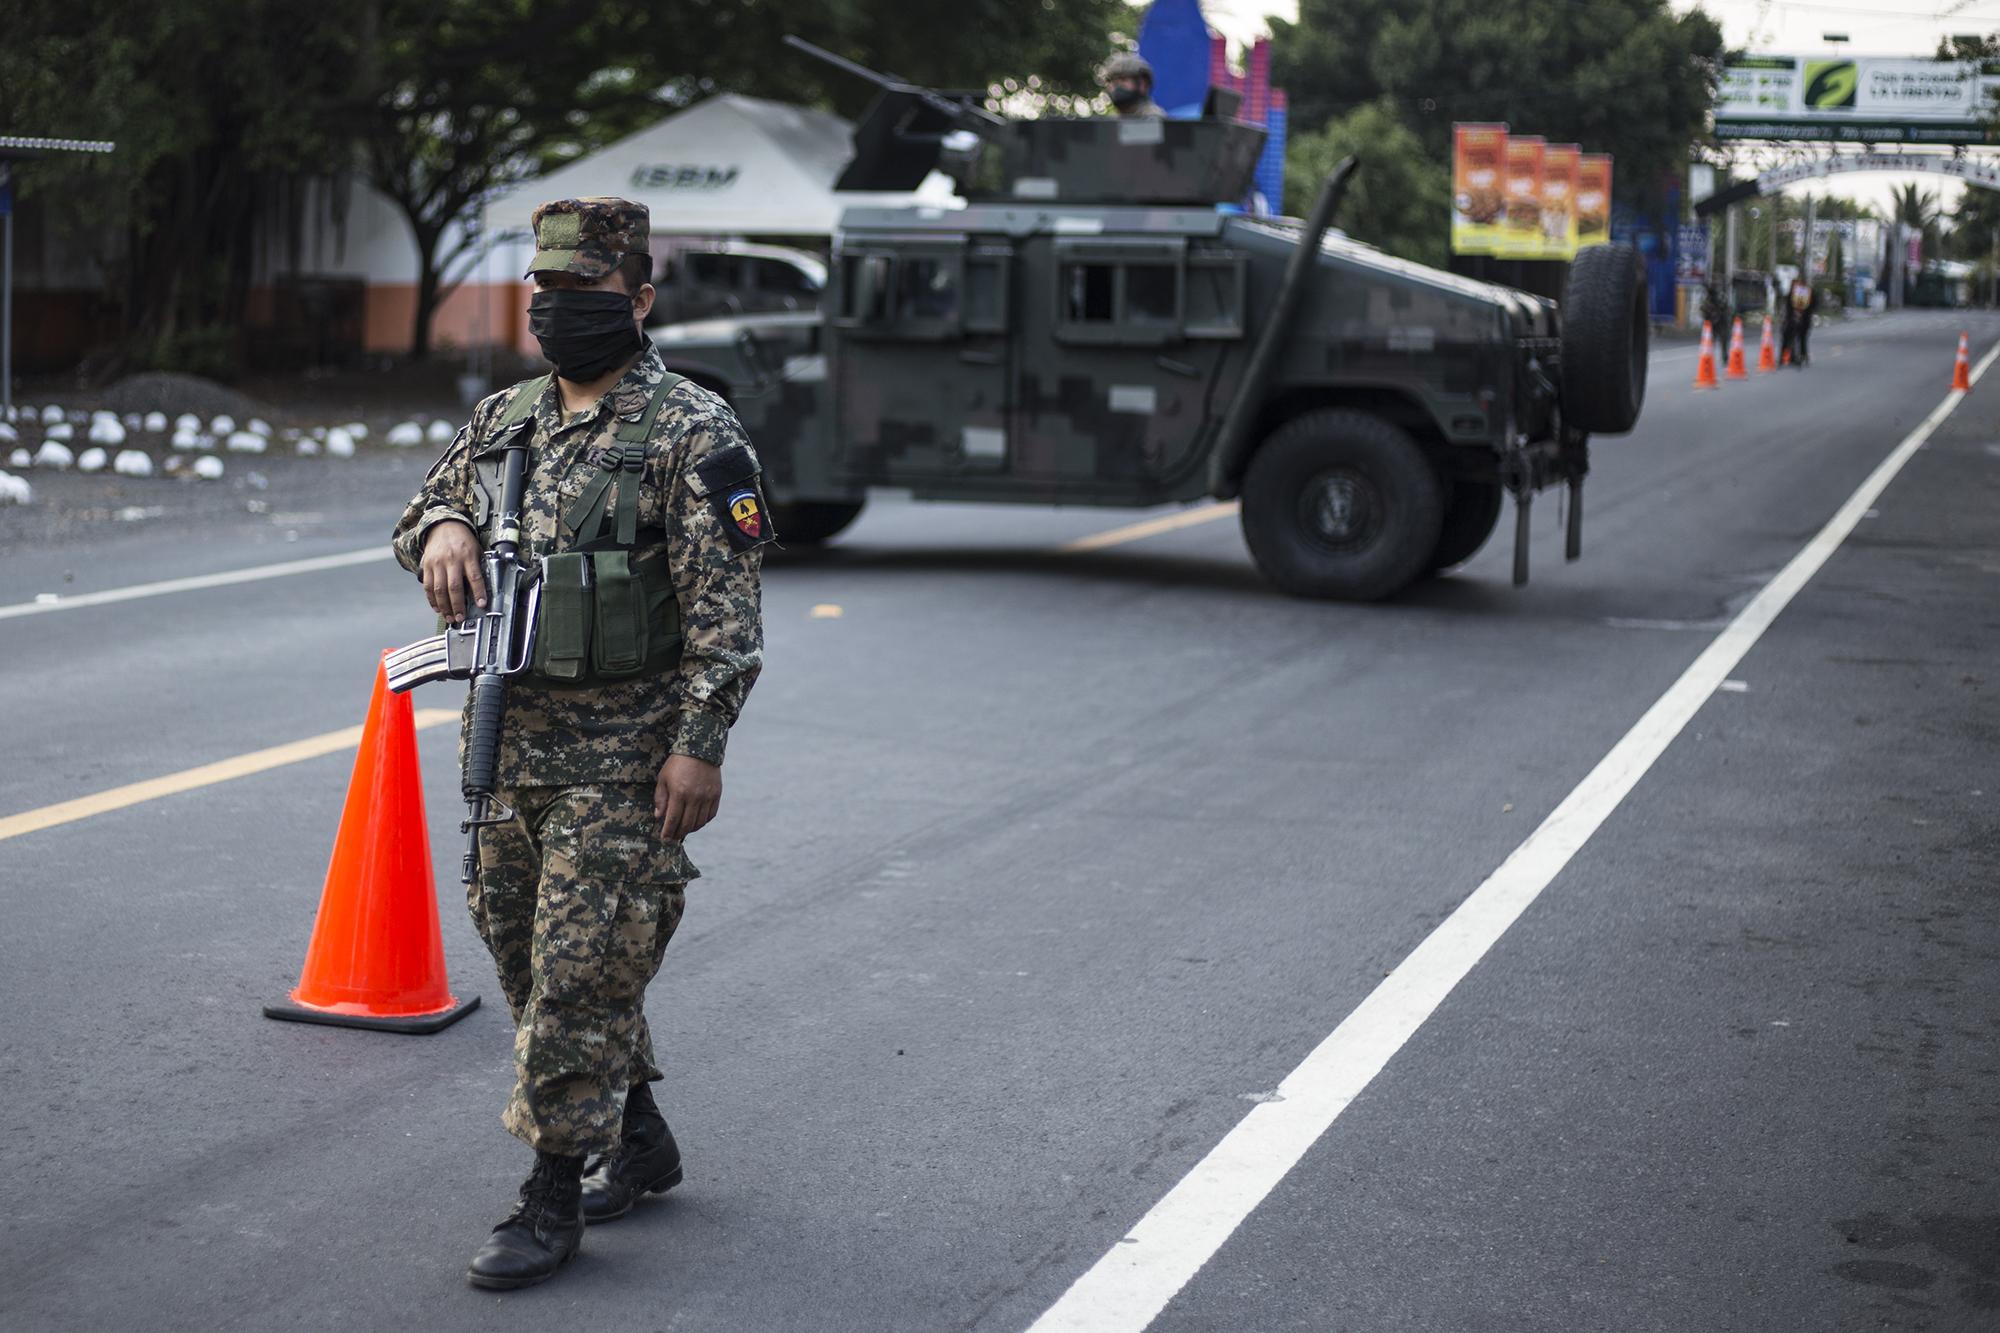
[391,198,765,1157]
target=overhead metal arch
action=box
[1696,150,2000,217]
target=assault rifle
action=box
[383,430,542,885]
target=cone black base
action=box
[263,993,479,1035]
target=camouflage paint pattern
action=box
[391,344,765,782]
[469,782,692,1155]
[653,190,1555,511]
[525,196,652,280]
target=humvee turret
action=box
[648,40,1648,600]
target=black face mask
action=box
[1109,84,1145,110]
[528,287,643,382]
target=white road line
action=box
[1027,340,2000,1333]
[0,546,388,620]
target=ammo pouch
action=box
[472,370,689,690]
[526,547,683,687]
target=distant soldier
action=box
[391,196,769,1290]
[1781,273,1818,368]
[1103,50,1163,118]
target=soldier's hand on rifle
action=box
[420,519,488,622]
[655,754,722,842]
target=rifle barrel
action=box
[784,35,898,89]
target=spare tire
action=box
[1560,242,1648,434]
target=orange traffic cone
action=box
[1693,320,1720,390]
[1756,318,1777,373]
[1952,331,1972,391]
[265,653,478,1033]
[1725,316,1749,380]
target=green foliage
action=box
[1284,101,1450,268]
[145,325,241,380]
[1270,0,1724,214]
[2,0,1127,364]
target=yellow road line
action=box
[1059,502,1240,553]
[0,708,459,843]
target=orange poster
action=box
[1576,154,1613,248]
[1451,123,1508,256]
[1500,135,1546,258]
[1539,144,1581,260]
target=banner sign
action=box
[1675,223,1710,285]
[1716,55,2000,143]
[1451,123,1508,256]
[1539,144,1581,259]
[1576,154,1612,248]
[1499,136,1546,258]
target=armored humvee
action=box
[648,41,1648,600]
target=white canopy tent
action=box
[479,93,956,241]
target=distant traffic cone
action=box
[1725,316,1749,380]
[1952,331,1973,391]
[1693,320,1720,390]
[1756,318,1777,373]
[265,653,478,1033]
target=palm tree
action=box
[1892,183,1944,254]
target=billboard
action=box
[1715,55,2000,143]
[1499,136,1547,257]
[1576,154,1612,248]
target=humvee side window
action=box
[1183,254,1247,339]
[964,246,1012,334]
[1063,264,1117,323]
[838,254,893,323]
[1124,265,1179,326]
[897,258,958,320]
[1053,238,1186,347]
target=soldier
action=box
[390,196,769,1290]
[1103,50,1163,118]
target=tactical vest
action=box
[470,372,686,690]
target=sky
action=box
[1193,0,2000,218]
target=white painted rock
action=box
[123,412,144,430]
[41,405,64,425]
[88,417,127,445]
[8,448,30,468]
[0,422,14,443]
[45,422,73,442]
[144,411,169,433]
[209,414,236,435]
[295,436,321,456]
[341,421,368,439]
[311,425,328,439]
[247,418,273,437]
[33,442,73,469]
[226,431,267,453]
[77,447,108,473]
[386,421,424,447]
[175,413,201,433]
[170,430,200,451]
[0,470,32,506]
[427,419,455,444]
[113,450,155,477]
[325,428,357,458]
[192,455,225,480]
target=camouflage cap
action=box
[1103,51,1153,81]
[524,197,650,280]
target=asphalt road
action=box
[1,309,1995,1331]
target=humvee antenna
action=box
[783,35,1009,132]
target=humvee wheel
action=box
[1429,479,1504,571]
[1561,242,1648,434]
[768,499,865,545]
[1241,409,1443,600]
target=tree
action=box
[1891,182,1944,258]
[1284,101,1450,268]
[0,0,365,373]
[1270,0,1724,214]
[365,0,1127,360]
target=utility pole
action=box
[1725,203,1738,287]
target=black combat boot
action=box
[580,1082,684,1223]
[466,1150,585,1290]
